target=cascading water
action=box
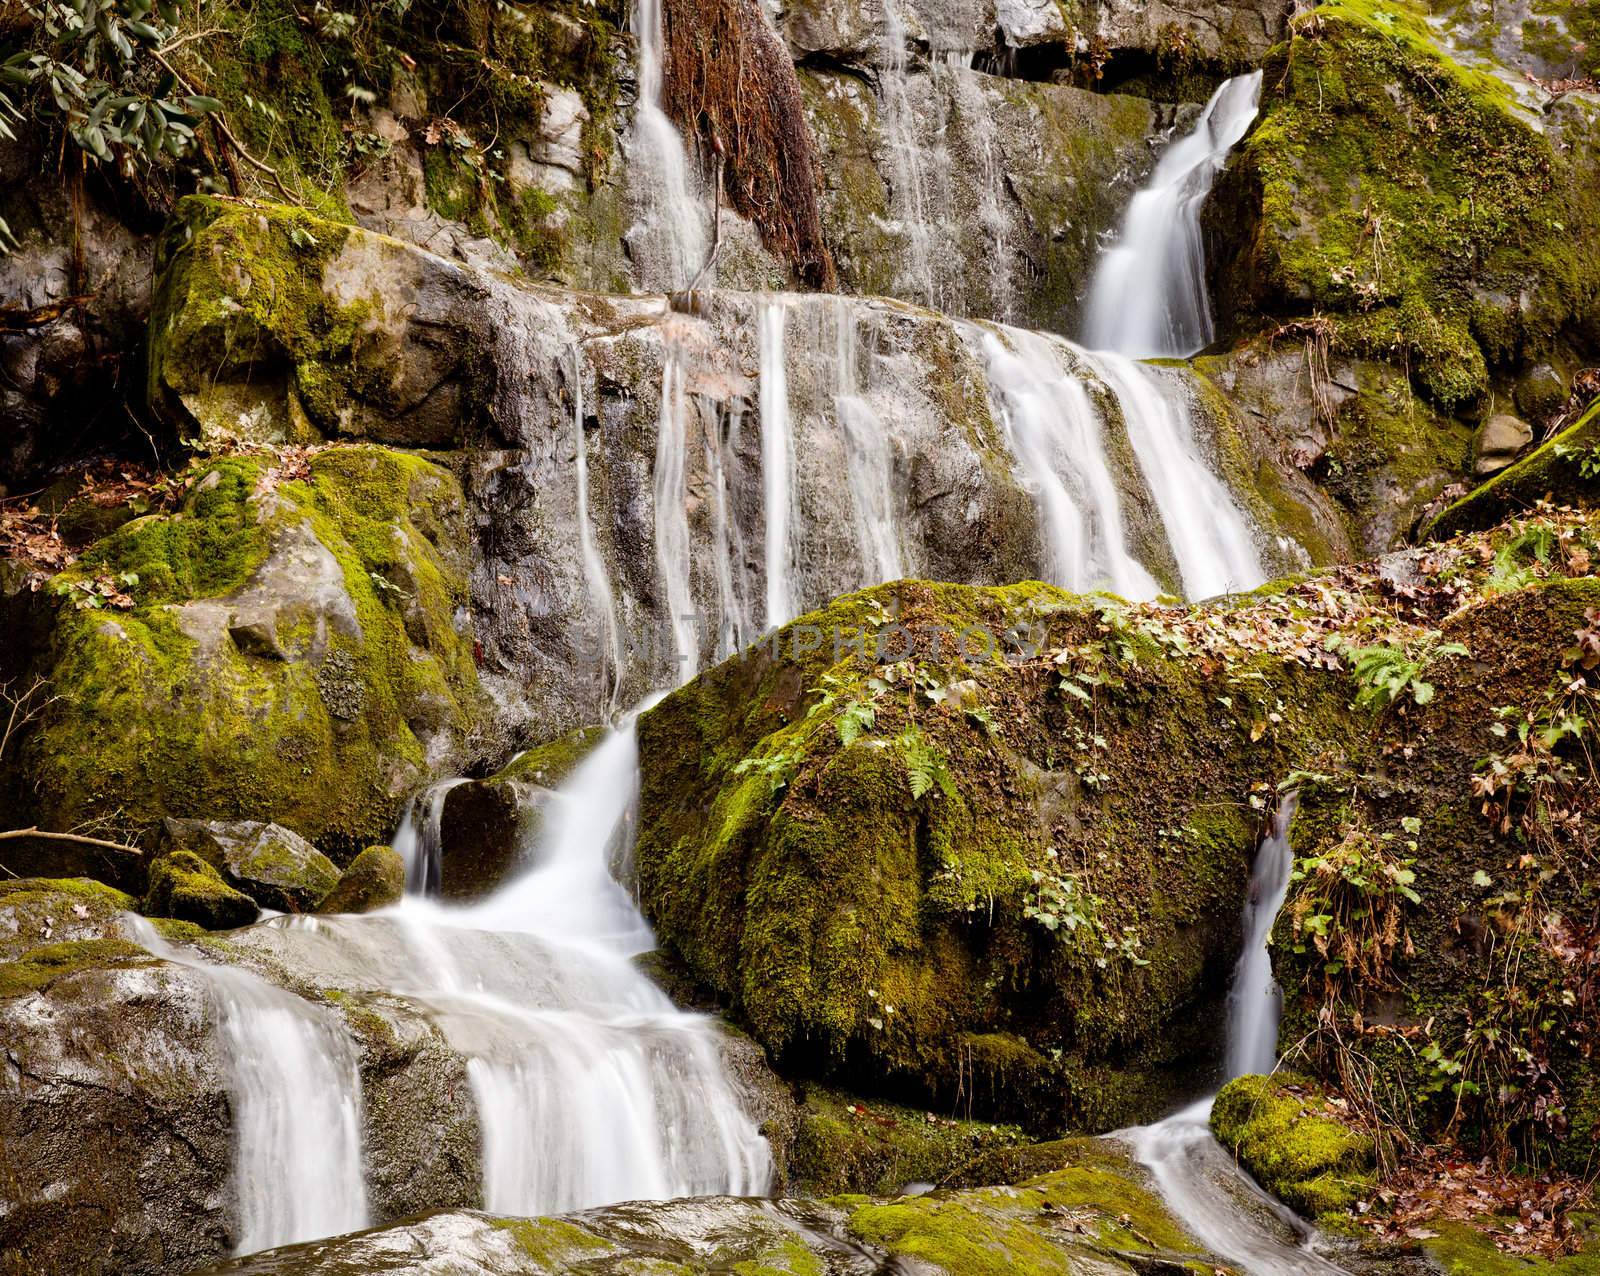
[1120,796,1352,1276]
[760,301,797,630]
[975,326,1160,600]
[571,346,624,718]
[1082,73,1265,360]
[878,0,940,308]
[393,776,467,895]
[707,403,757,661]
[126,916,369,1255]
[626,0,709,290]
[1083,350,1264,599]
[833,301,906,584]
[654,332,700,682]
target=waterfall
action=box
[1120,795,1351,1276]
[627,0,709,289]
[222,713,771,1221]
[393,777,467,896]
[126,916,369,1256]
[948,58,1014,323]
[1083,350,1264,598]
[707,404,757,661]
[654,335,699,682]
[760,301,796,630]
[877,1,946,308]
[975,327,1160,600]
[833,301,906,584]
[1082,73,1264,359]
[571,347,624,718]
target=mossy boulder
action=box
[635,578,1367,1128]
[1212,0,1600,413]
[434,726,604,900]
[318,844,406,914]
[160,818,339,913]
[1210,1073,1377,1218]
[141,852,260,931]
[21,445,483,855]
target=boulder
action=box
[192,1147,1214,1274]
[141,852,260,931]
[0,877,136,960]
[1211,1073,1376,1218]
[318,845,406,914]
[1473,413,1534,475]
[634,580,1368,1129]
[162,819,340,913]
[21,445,483,853]
[1515,363,1568,422]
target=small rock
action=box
[1473,413,1534,474]
[160,819,340,913]
[141,851,259,930]
[318,845,406,915]
[1514,363,1567,421]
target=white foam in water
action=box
[1083,73,1264,360]
[1120,796,1352,1276]
[126,916,369,1255]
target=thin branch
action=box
[0,827,143,856]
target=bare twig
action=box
[0,827,143,856]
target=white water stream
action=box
[833,300,906,585]
[1083,72,1264,359]
[572,347,624,718]
[127,916,370,1255]
[627,0,709,289]
[760,301,797,629]
[1120,796,1352,1276]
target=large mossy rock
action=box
[1212,0,1600,414]
[638,509,1600,1156]
[318,844,406,914]
[636,579,1367,1128]
[21,445,482,854]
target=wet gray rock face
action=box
[151,214,1334,746]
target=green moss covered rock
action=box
[141,852,260,931]
[318,844,406,914]
[160,818,339,912]
[1215,0,1600,412]
[1211,1073,1376,1218]
[22,445,482,855]
[636,578,1366,1127]
[0,877,136,961]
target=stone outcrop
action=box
[317,845,406,914]
[19,444,483,853]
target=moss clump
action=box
[491,1217,613,1265]
[731,1236,824,1276]
[840,1153,1204,1274]
[0,938,152,999]
[1226,0,1600,411]
[0,877,137,959]
[1211,1074,1376,1218]
[317,845,405,914]
[1424,1217,1600,1274]
[636,578,1365,1125]
[24,444,482,855]
[493,726,604,788]
[141,852,260,931]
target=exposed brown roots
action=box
[663,0,838,290]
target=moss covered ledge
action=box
[21,445,483,857]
